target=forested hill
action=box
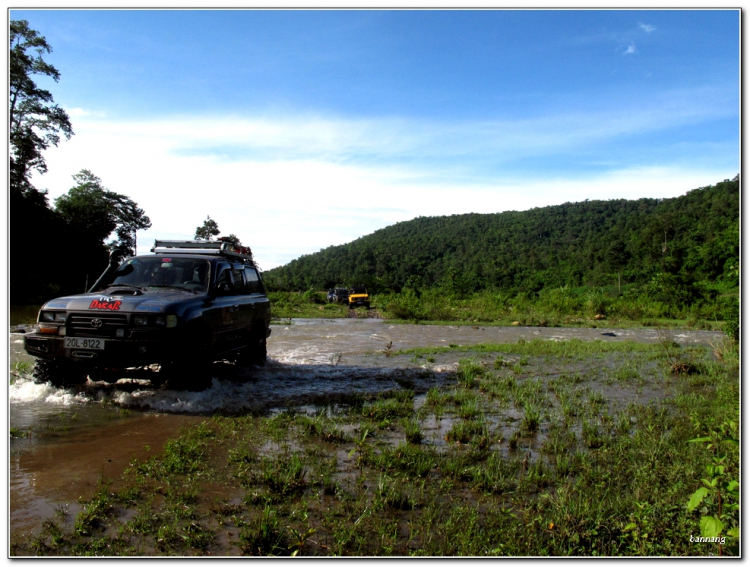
[264,176,739,293]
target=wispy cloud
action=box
[66,107,106,118]
[63,87,730,175]
[34,99,736,268]
[574,22,655,51]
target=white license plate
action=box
[64,337,106,350]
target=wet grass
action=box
[385,317,723,331]
[11,338,739,557]
[10,427,33,438]
[267,292,382,320]
[398,338,662,359]
[10,361,33,384]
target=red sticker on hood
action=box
[90,299,122,311]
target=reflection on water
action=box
[9,318,723,538]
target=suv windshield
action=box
[109,257,211,292]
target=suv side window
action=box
[244,268,262,294]
[216,264,235,295]
[231,265,247,294]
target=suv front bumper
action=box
[24,333,176,367]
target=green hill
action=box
[265,176,739,294]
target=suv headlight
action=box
[40,311,66,323]
[134,315,177,327]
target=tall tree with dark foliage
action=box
[55,170,152,257]
[10,21,153,304]
[10,19,73,197]
[10,20,75,304]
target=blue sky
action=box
[12,9,739,269]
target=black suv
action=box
[326,288,349,304]
[23,240,271,390]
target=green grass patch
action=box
[398,338,662,358]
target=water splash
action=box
[10,378,88,406]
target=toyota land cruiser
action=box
[23,239,271,390]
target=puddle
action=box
[10,413,204,535]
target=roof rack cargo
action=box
[151,239,255,263]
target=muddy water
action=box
[10,412,203,537]
[8,319,722,537]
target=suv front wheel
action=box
[161,333,213,391]
[33,359,89,388]
[238,326,267,366]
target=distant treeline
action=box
[265,176,739,295]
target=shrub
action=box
[301,289,324,304]
[723,298,740,343]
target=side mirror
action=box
[88,248,129,293]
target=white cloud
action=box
[30,111,734,270]
[624,43,636,55]
[639,22,656,33]
[66,107,106,118]
[57,89,730,171]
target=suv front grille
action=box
[67,313,129,338]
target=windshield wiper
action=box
[149,285,197,294]
[107,283,148,292]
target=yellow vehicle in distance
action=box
[348,285,370,309]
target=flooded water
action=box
[8,318,722,537]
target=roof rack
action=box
[151,239,255,263]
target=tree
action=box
[55,170,152,256]
[109,196,152,255]
[10,20,73,197]
[195,216,220,240]
[264,177,738,293]
[9,20,75,304]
